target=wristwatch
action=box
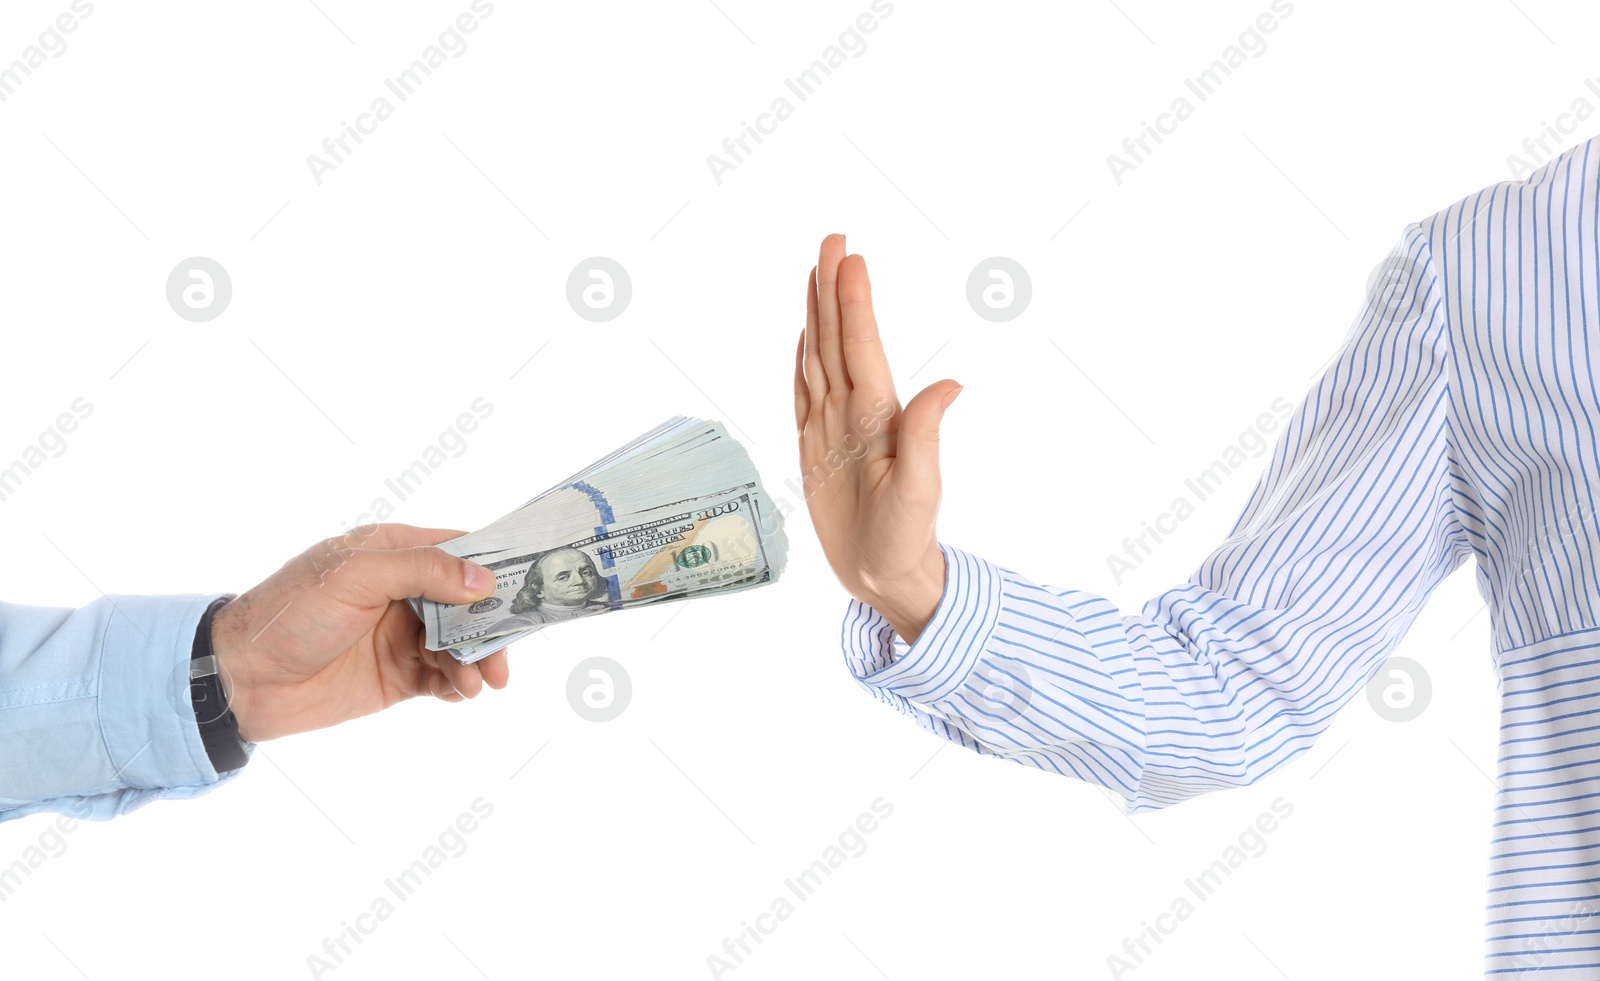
[190,595,250,772]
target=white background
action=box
[0,0,1593,978]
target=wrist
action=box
[209,598,260,744]
[861,545,946,644]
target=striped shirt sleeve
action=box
[843,222,1477,813]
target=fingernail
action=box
[942,385,964,408]
[465,562,493,595]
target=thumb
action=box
[896,379,962,485]
[338,545,498,606]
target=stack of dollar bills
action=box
[412,417,789,664]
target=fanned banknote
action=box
[411,417,788,663]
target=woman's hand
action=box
[794,233,963,643]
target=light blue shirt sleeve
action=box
[0,592,247,823]
[843,221,1477,814]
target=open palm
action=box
[792,234,962,642]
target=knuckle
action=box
[346,523,385,548]
[414,546,453,585]
[305,531,376,582]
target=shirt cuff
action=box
[841,544,1005,702]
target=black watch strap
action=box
[190,595,249,773]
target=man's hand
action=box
[210,524,510,743]
[795,233,962,643]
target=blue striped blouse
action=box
[842,135,1600,975]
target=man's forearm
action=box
[0,594,238,823]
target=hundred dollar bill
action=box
[420,484,782,654]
